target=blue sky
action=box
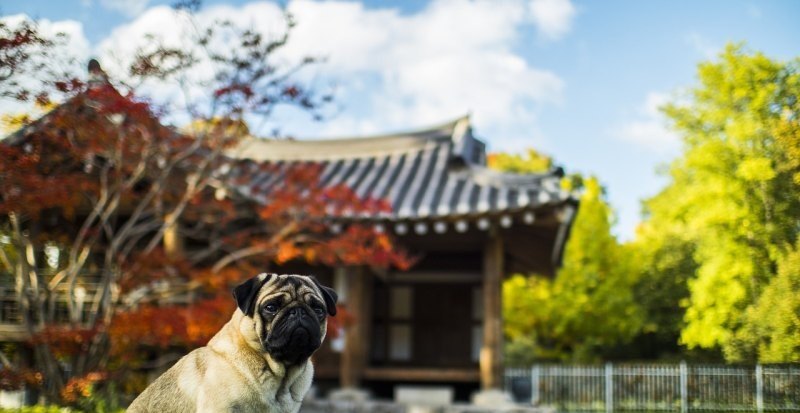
[3,0,799,240]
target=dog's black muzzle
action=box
[266,306,322,365]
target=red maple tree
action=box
[0,5,409,404]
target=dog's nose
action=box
[288,307,307,318]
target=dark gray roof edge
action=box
[551,199,580,268]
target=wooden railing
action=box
[506,363,800,412]
[0,270,194,342]
[0,281,103,341]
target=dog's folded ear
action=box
[233,273,272,317]
[309,276,338,316]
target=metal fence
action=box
[505,363,800,412]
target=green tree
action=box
[502,174,642,363]
[487,148,552,173]
[549,177,642,360]
[739,240,800,362]
[503,274,556,364]
[626,224,697,360]
[644,44,800,362]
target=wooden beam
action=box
[363,367,480,382]
[0,324,30,342]
[480,233,504,389]
[386,270,482,283]
[340,266,372,388]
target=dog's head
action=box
[233,273,337,366]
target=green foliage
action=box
[487,149,552,174]
[739,241,800,362]
[627,230,696,359]
[71,384,125,413]
[503,274,557,364]
[503,177,643,362]
[549,177,643,360]
[487,147,584,192]
[643,44,800,362]
[500,45,800,364]
[0,406,124,413]
[501,45,800,364]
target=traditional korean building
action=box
[230,116,578,400]
[0,60,577,399]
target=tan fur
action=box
[128,274,329,413]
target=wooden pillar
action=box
[163,214,183,259]
[480,234,504,389]
[340,266,372,388]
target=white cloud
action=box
[614,92,681,154]
[38,19,91,67]
[685,32,719,59]
[95,3,291,122]
[0,15,90,118]
[282,0,569,145]
[528,0,576,40]
[15,0,577,149]
[97,6,207,95]
[274,0,564,133]
[100,0,151,17]
[0,14,91,68]
[746,3,762,19]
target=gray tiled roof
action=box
[228,116,575,223]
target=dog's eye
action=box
[312,305,325,316]
[263,304,278,314]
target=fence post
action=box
[755,364,763,413]
[531,365,540,406]
[605,362,614,413]
[680,361,688,413]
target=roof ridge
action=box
[253,114,470,143]
[231,115,473,162]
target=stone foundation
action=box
[300,399,553,413]
[301,399,406,413]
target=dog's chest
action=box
[239,370,307,413]
[227,388,300,413]
[230,396,301,413]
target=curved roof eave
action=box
[227,115,579,225]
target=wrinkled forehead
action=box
[257,273,321,303]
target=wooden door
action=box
[413,283,473,367]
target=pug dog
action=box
[127,273,337,413]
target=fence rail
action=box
[506,363,800,412]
